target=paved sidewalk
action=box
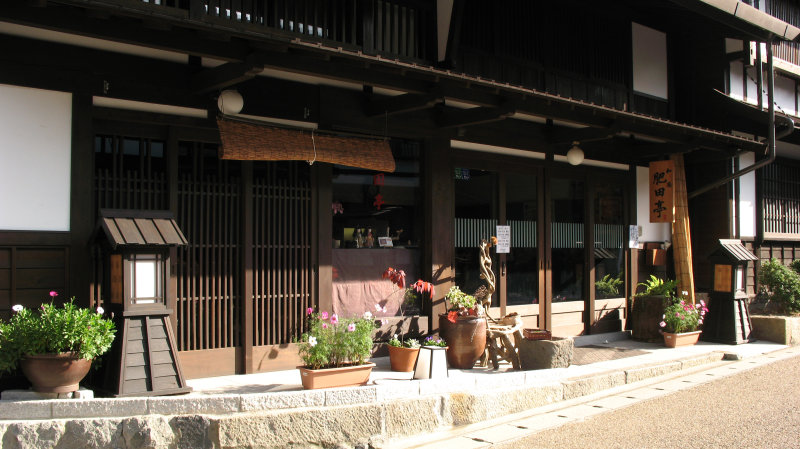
[387,343,800,449]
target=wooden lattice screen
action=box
[253,162,313,346]
[94,135,168,211]
[175,142,241,351]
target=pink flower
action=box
[322,323,328,329]
[698,319,703,324]
[680,300,685,306]
[347,323,356,332]
[321,311,329,320]
[675,312,680,317]
[381,318,389,325]
[659,321,666,328]
[330,314,339,325]
[306,307,313,315]
[96,307,104,314]
[49,291,58,299]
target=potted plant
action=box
[0,292,116,393]
[387,335,420,372]
[297,308,376,389]
[413,336,448,379]
[659,292,709,347]
[381,267,435,372]
[439,286,487,369]
[630,275,678,342]
[595,274,623,299]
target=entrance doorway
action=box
[453,154,628,337]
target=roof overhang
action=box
[95,209,188,250]
[670,0,800,42]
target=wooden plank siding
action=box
[0,247,70,319]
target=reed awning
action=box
[217,118,396,172]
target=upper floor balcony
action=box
[72,0,436,64]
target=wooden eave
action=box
[96,209,188,250]
[1,1,766,155]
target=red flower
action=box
[412,280,435,299]
[447,311,458,323]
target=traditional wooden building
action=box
[0,0,796,378]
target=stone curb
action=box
[0,351,727,422]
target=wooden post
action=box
[70,94,93,306]
[241,162,254,373]
[424,137,454,333]
[316,164,333,314]
[671,153,696,304]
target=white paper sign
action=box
[496,225,510,253]
[629,225,640,249]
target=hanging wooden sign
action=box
[649,160,675,223]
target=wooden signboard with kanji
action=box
[649,160,675,222]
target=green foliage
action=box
[595,274,623,298]
[444,286,477,312]
[0,298,116,373]
[660,297,708,333]
[422,336,447,347]
[790,259,800,276]
[388,335,420,349]
[298,311,376,370]
[758,258,800,314]
[637,275,678,298]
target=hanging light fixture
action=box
[566,141,584,166]
[217,90,244,114]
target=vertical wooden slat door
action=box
[251,162,313,371]
[174,141,242,378]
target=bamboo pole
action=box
[670,153,696,304]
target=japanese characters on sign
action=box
[649,160,675,223]
[496,225,510,254]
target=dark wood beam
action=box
[191,61,263,93]
[436,105,516,128]
[366,93,443,117]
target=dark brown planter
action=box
[20,353,92,393]
[630,295,668,342]
[438,314,487,369]
[387,345,420,372]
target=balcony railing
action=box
[109,0,434,63]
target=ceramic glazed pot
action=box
[297,362,375,389]
[387,345,420,372]
[438,314,487,369]
[20,353,92,393]
[662,330,702,348]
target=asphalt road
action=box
[496,353,800,449]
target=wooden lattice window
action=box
[761,160,800,237]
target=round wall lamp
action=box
[566,141,584,166]
[217,90,244,114]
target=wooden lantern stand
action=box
[94,209,192,397]
[701,239,758,345]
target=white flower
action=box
[308,336,317,347]
[363,311,373,320]
[11,304,23,312]
[682,291,689,296]
[96,307,105,314]
[374,303,382,312]
[393,334,398,339]
[381,319,389,325]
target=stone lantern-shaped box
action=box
[701,239,758,344]
[94,209,191,396]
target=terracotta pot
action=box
[387,345,420,372]
[438,314,487,369]
[298,362,375,390]
[662,330,702,348]
[20,353,92,393]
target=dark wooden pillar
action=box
[167,127,179,337]
[586,178,596,333]
[241,161,254,373]
[315,164,333,314]
[423,137,454,333]
[70,94,93,306]
[627,164,639,327]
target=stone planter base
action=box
[751,315,800,345]
[519,337,574,370]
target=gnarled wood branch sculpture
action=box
[473,238,496,312]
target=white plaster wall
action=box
[636,166,671,245]
[632,23,668,100]
[738,152,756,238]
[437,0,454,62]
[775,73,797,116]
[729,60,745,101]
[0,84,72,231]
